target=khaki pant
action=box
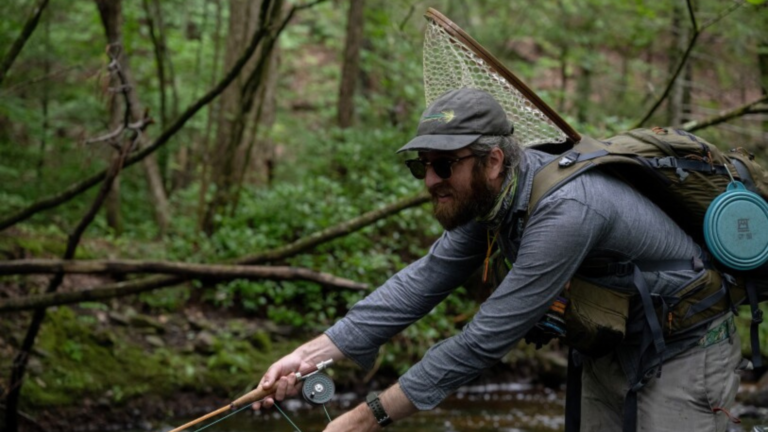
[581,316,743,432]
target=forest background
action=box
[0,0,767,431]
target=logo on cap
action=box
[421,110,455,124]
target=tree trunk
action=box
[142,0,169,129]
[105,64,124,234]
[143,0,181,187]
[230,36,280,214]
[196,0,224,229]
[667,3,683,126]
[575,60,592,124]
[614,53,629,111]
[0,0,50,87]
[203,0,264,232]
[96,0,171,236]
[174,0,212,192]
[667,3,693,127]
[337,0,365,128]
[203,0,282,233]
[557,45,568,112]
[37,12,50,179]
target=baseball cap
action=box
[396,88,513,153]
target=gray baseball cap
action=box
[397,88,513,153]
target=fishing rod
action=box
[168,359,335,432]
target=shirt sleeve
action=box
[399,192,609,409]
[325,221,487,371]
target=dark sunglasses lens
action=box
[432,159,453,179]
[405,160,426,179]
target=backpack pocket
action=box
[563,276,632,358]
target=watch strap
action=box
[366,392,392,427]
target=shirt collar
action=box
[508,149,558,218]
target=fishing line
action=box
[322,404,332,423]
[274,402,304,432]
[192,402,254,432]
[191,400,308,432]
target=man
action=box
[253,88,743,431]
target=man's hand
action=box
[252,334,344,410]
[252,351,311,409]
[322,383,417,432]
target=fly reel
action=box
[301,372,335,405]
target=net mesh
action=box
[423,19,569,147]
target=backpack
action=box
[520,127,768,432]
[527,127,768,365]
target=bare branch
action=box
[238,192,430,264]
[0,261,367,312]
[685,0,698,32]
[0,404,47,432]
[295,0,328,12]
[0,259,366,288]
[399,4,416,31]
[682,94,768,132]
[0,65,83,95]
[84,124,124,145]
[631,1,742,129]
[700,0,744,32]
[0,0,327,232]
[4,43,151,432]
[0,192,429,313]
[0,0,50,87]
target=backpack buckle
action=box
[613,261,634,277]
[558,152,580,167]
[753,308,763,325]
[721,272,736,286]
[655,157,677,168]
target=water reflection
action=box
[151,384,766,432]
[155,385,565,432]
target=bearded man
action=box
[253,88,743,432]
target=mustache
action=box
[429,183,453,197]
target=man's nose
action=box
[424,167,443,189]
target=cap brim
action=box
[396,134,480,153]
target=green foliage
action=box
[10,306,299,408]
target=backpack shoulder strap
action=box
[528,136,640,221]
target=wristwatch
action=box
[366,392,392,427]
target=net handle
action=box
[425,8,581,144]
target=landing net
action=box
[423,9,580,147]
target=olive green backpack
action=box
[528,127,768,363]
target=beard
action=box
[430,166,499,231]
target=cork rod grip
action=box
[230,383,272,408]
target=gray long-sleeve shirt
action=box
[325,149,706,410]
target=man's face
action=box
[419,149,498,231]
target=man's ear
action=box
[486,147,505,181]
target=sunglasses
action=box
[404,154,476,180]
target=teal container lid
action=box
[704,181,768,271]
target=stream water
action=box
[143,382,767,432]
[150,383,565,432]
